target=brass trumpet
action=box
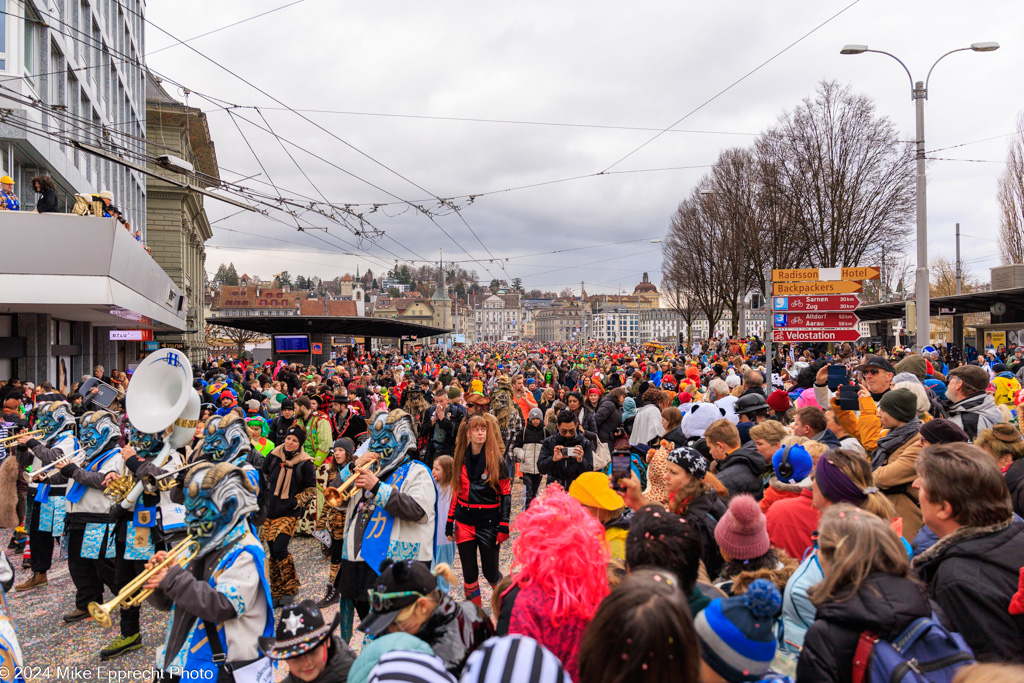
[140,460,206,494]
[30,448,88,479]
[88,534,199,628]
[0,429,44,445]
[322,458,381,508]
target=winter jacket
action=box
[662,425,688,449]
[282,636,355,683]
[514,421,546,475]
[993,371,1022,406]
[766,488,820,562]
[574,407,598,445]
[947,392,1003,441]
[420,403,465,466]
[872,436,923,541]
[1006,459,1024,518]
[416,591,494,675]
[594,396,622,445]
[263,445,316,519]
[447,447,510,535]
[714,440,766,499]
[780,541,822,654]
[797,573,936,683]
[812,429,843,449]
[537,432,593,489]
[912,517,1024,662]
[678,489,728,580]
[759,476,804,513]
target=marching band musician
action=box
[336,410,436,623]
[101,420,186,661]
[12,402,77,593]
[144,462,273,681]
[59,411,125,625]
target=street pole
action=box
[841,41,1000,350]
[764,266,773,392]
[913,80,931,350]
[955,223,962,295]
[953,222,964,350]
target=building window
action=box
[23,5,41,88]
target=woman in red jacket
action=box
[446,413,510,607]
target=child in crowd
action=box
[578,568,701,683]
[568,472,631,561]
[516,407,546,509]
[624,504,707,615]
[696,578,791,683]
[713,494,796,596]
[432,454,456,592]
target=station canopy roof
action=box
[210,315,450,338]
[855,288,1024,321]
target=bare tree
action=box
[756,80,915,269]
[660,274,698,348]
[664,192,727,338]
[206,323,264,357]
[999,112,1024,264]
[930,257,986,338]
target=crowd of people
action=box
[0,336,1022,682]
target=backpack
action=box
[851,615,975,683]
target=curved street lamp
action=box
[841,42,1000,349]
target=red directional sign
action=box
[772,329,862,343]
[774,312,860,329]
[772,295,860,312]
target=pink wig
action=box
[511,488,610,623]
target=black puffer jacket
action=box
[594,396,622,445]
[1005,459,1024,519]
[797,573,936,683]
[282,636,355,683]
[714,440,766,499]
[912,518,1024,663]
[417,591,495,674]
[681,489,728,579]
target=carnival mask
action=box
[79,412,119,455]
[34,402,74,445]
[366,409,416,471]
[184,462,257,557]
[126,421,162,455]
[201,413,250,463]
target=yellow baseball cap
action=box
[1,176,13,184]
[568,471,625,511]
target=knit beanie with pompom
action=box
[695,578,781,683]
[714,494,770,561]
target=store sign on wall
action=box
[109,330,153,341]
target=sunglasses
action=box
[864,368,885,376]
[367,589,423,612]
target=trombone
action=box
[0,429,44,446]
[88,534,199,628]
[322,458,380,508]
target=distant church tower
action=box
[430,255,453,332]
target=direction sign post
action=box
[772,267,880,282]
[773,295,860,312]
[772,329,862,343]
[774,312,860,329]
[773,280,863,296]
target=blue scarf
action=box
[360,460,413,574]
[66,447,120,504]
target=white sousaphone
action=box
[126,348,201,449]
[113,349,203,509]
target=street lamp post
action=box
[841,42,999,350]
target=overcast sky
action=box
[145,0,1019,295]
